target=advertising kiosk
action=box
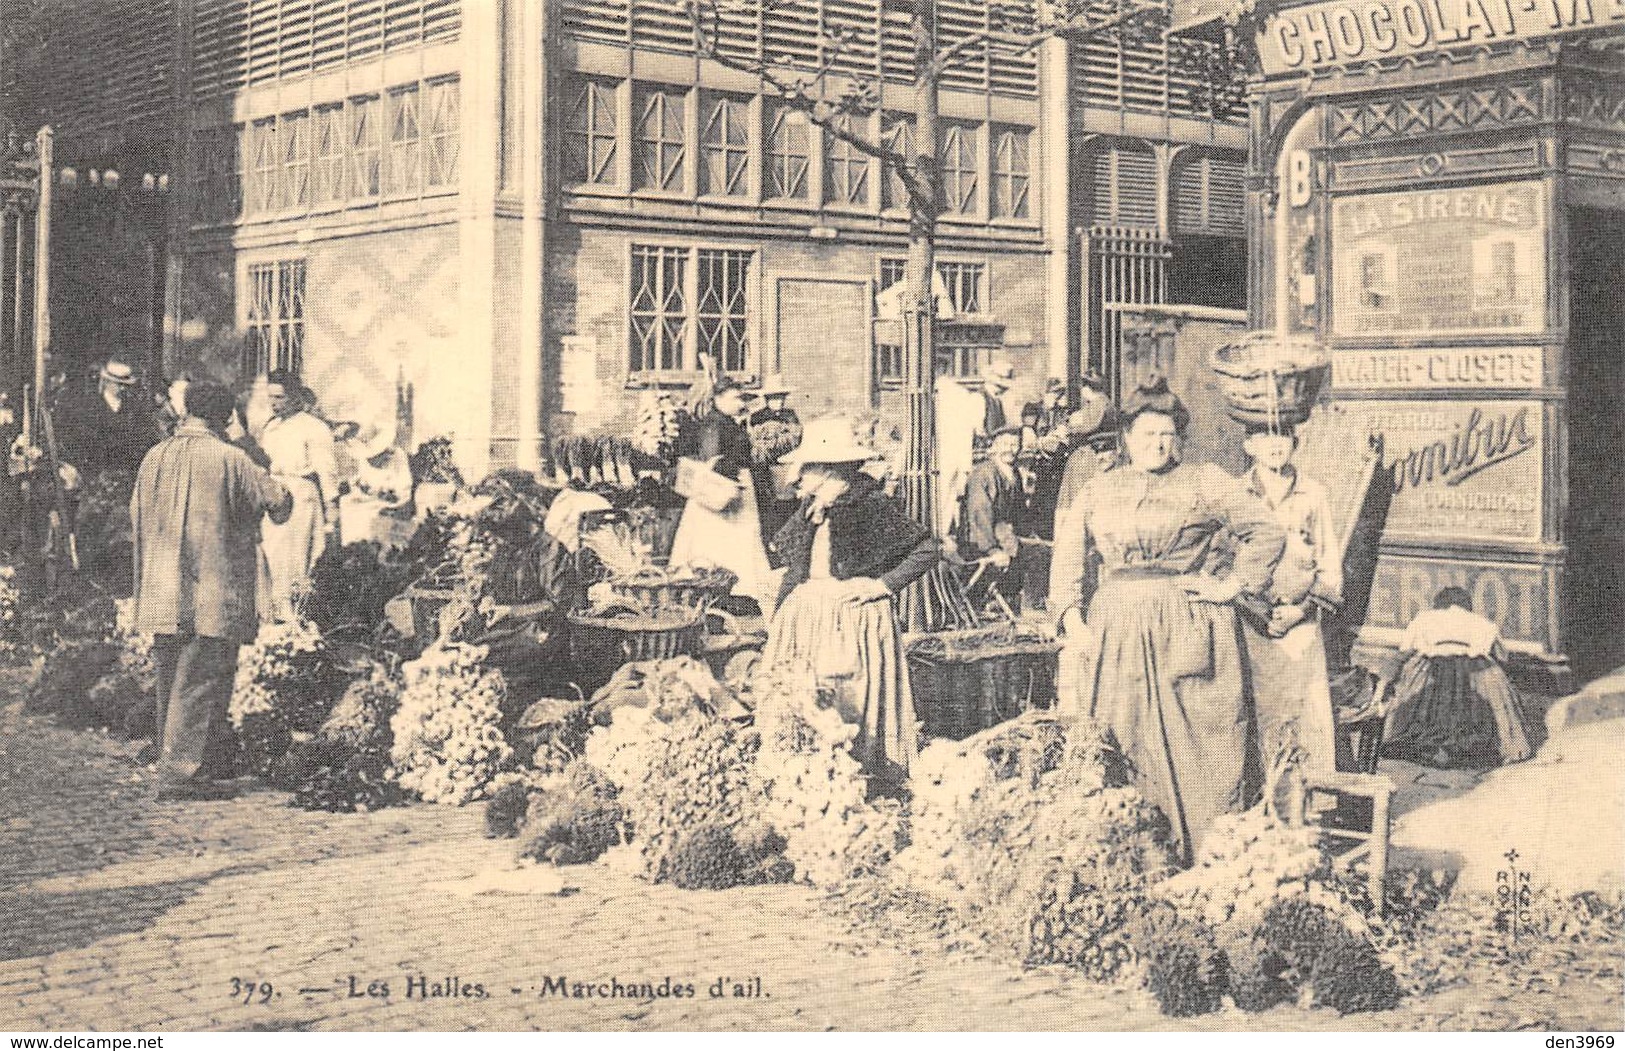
[1249,5,1625,688]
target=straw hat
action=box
[779,418,876,469]
[100,361,138,386]
[756,375,793,397]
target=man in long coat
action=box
[55,359,163,594]
[131,381,292,801]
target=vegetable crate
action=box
[906,639,1062,741]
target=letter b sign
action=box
[1286,150,1313,208]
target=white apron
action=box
[669,468,779,617]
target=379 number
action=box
[229,978,277,1005]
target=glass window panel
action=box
[566,78,618,186]
[766,102,809,201]
[281,109,310,211]
[250,118,279,215]
[425,77,460,188]
[700,93,750,197]
[386,84,422,195]
[824,117,870,206]
[311,105,345,206]
[992,126,1031,219]
[695,248,750,373]
[941,122,980,215]
[350,95,382,198]
[882,113,915,211]
[635,86,686,192]
[630,245,690,371]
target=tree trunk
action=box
[901,0,940,532]
[896,0,976,633]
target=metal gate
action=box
[1085,225,1169,402]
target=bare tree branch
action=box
[686,0,910,170]
[683,0,1166,205]
[928,1,1163,77]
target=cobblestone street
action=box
[2,691,1620,1033]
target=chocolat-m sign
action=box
[1258,0,1619,76]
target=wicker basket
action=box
[567,606,706,668]
[904,623,1018,661]
[907,639,1062,741]
[1210,332,1330,427]
[605,569,738,613]
[402,579,479,644]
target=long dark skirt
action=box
[1382,653,1535,768]
[1066,572,1260,865]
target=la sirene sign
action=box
[1258,0,1622,76]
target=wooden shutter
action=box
[1173,151,1244,238]
[1090,142,1158,230]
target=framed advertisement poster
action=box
[1298,398,1545,542]
[1330,181,1547,337]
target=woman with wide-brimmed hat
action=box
[1050,375,1286,865]
[762,418,939,786]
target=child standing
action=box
[1239,422,1342,774]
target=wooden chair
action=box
[1285,768,1396,911]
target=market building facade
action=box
[1246,0,1625,687]
[6,0,1249,476]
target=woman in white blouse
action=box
[258,377,339,622]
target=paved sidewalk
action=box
[2,695,1619,1032]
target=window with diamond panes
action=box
[630,245,690,371]
[765,102,810,200]
[635,86,687,192]
[824,117,870,206]
[351,95,383,198]
[249,118,279,215]
[280,110,311,211]
[878,257,984,316]
[696,249,751,372]
[700,93,751,197]
[387,84,422,195]
[992,126,1030,219]
[941,122,979,216]
[425,78,460,188]
[629,246,754,373]
[309,105,345,206]
[937,260,984,314]
[882,113,915,211]
[245,259,307,376]
[565,77,619,186]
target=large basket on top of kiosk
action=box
[1210,332,1331,427]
